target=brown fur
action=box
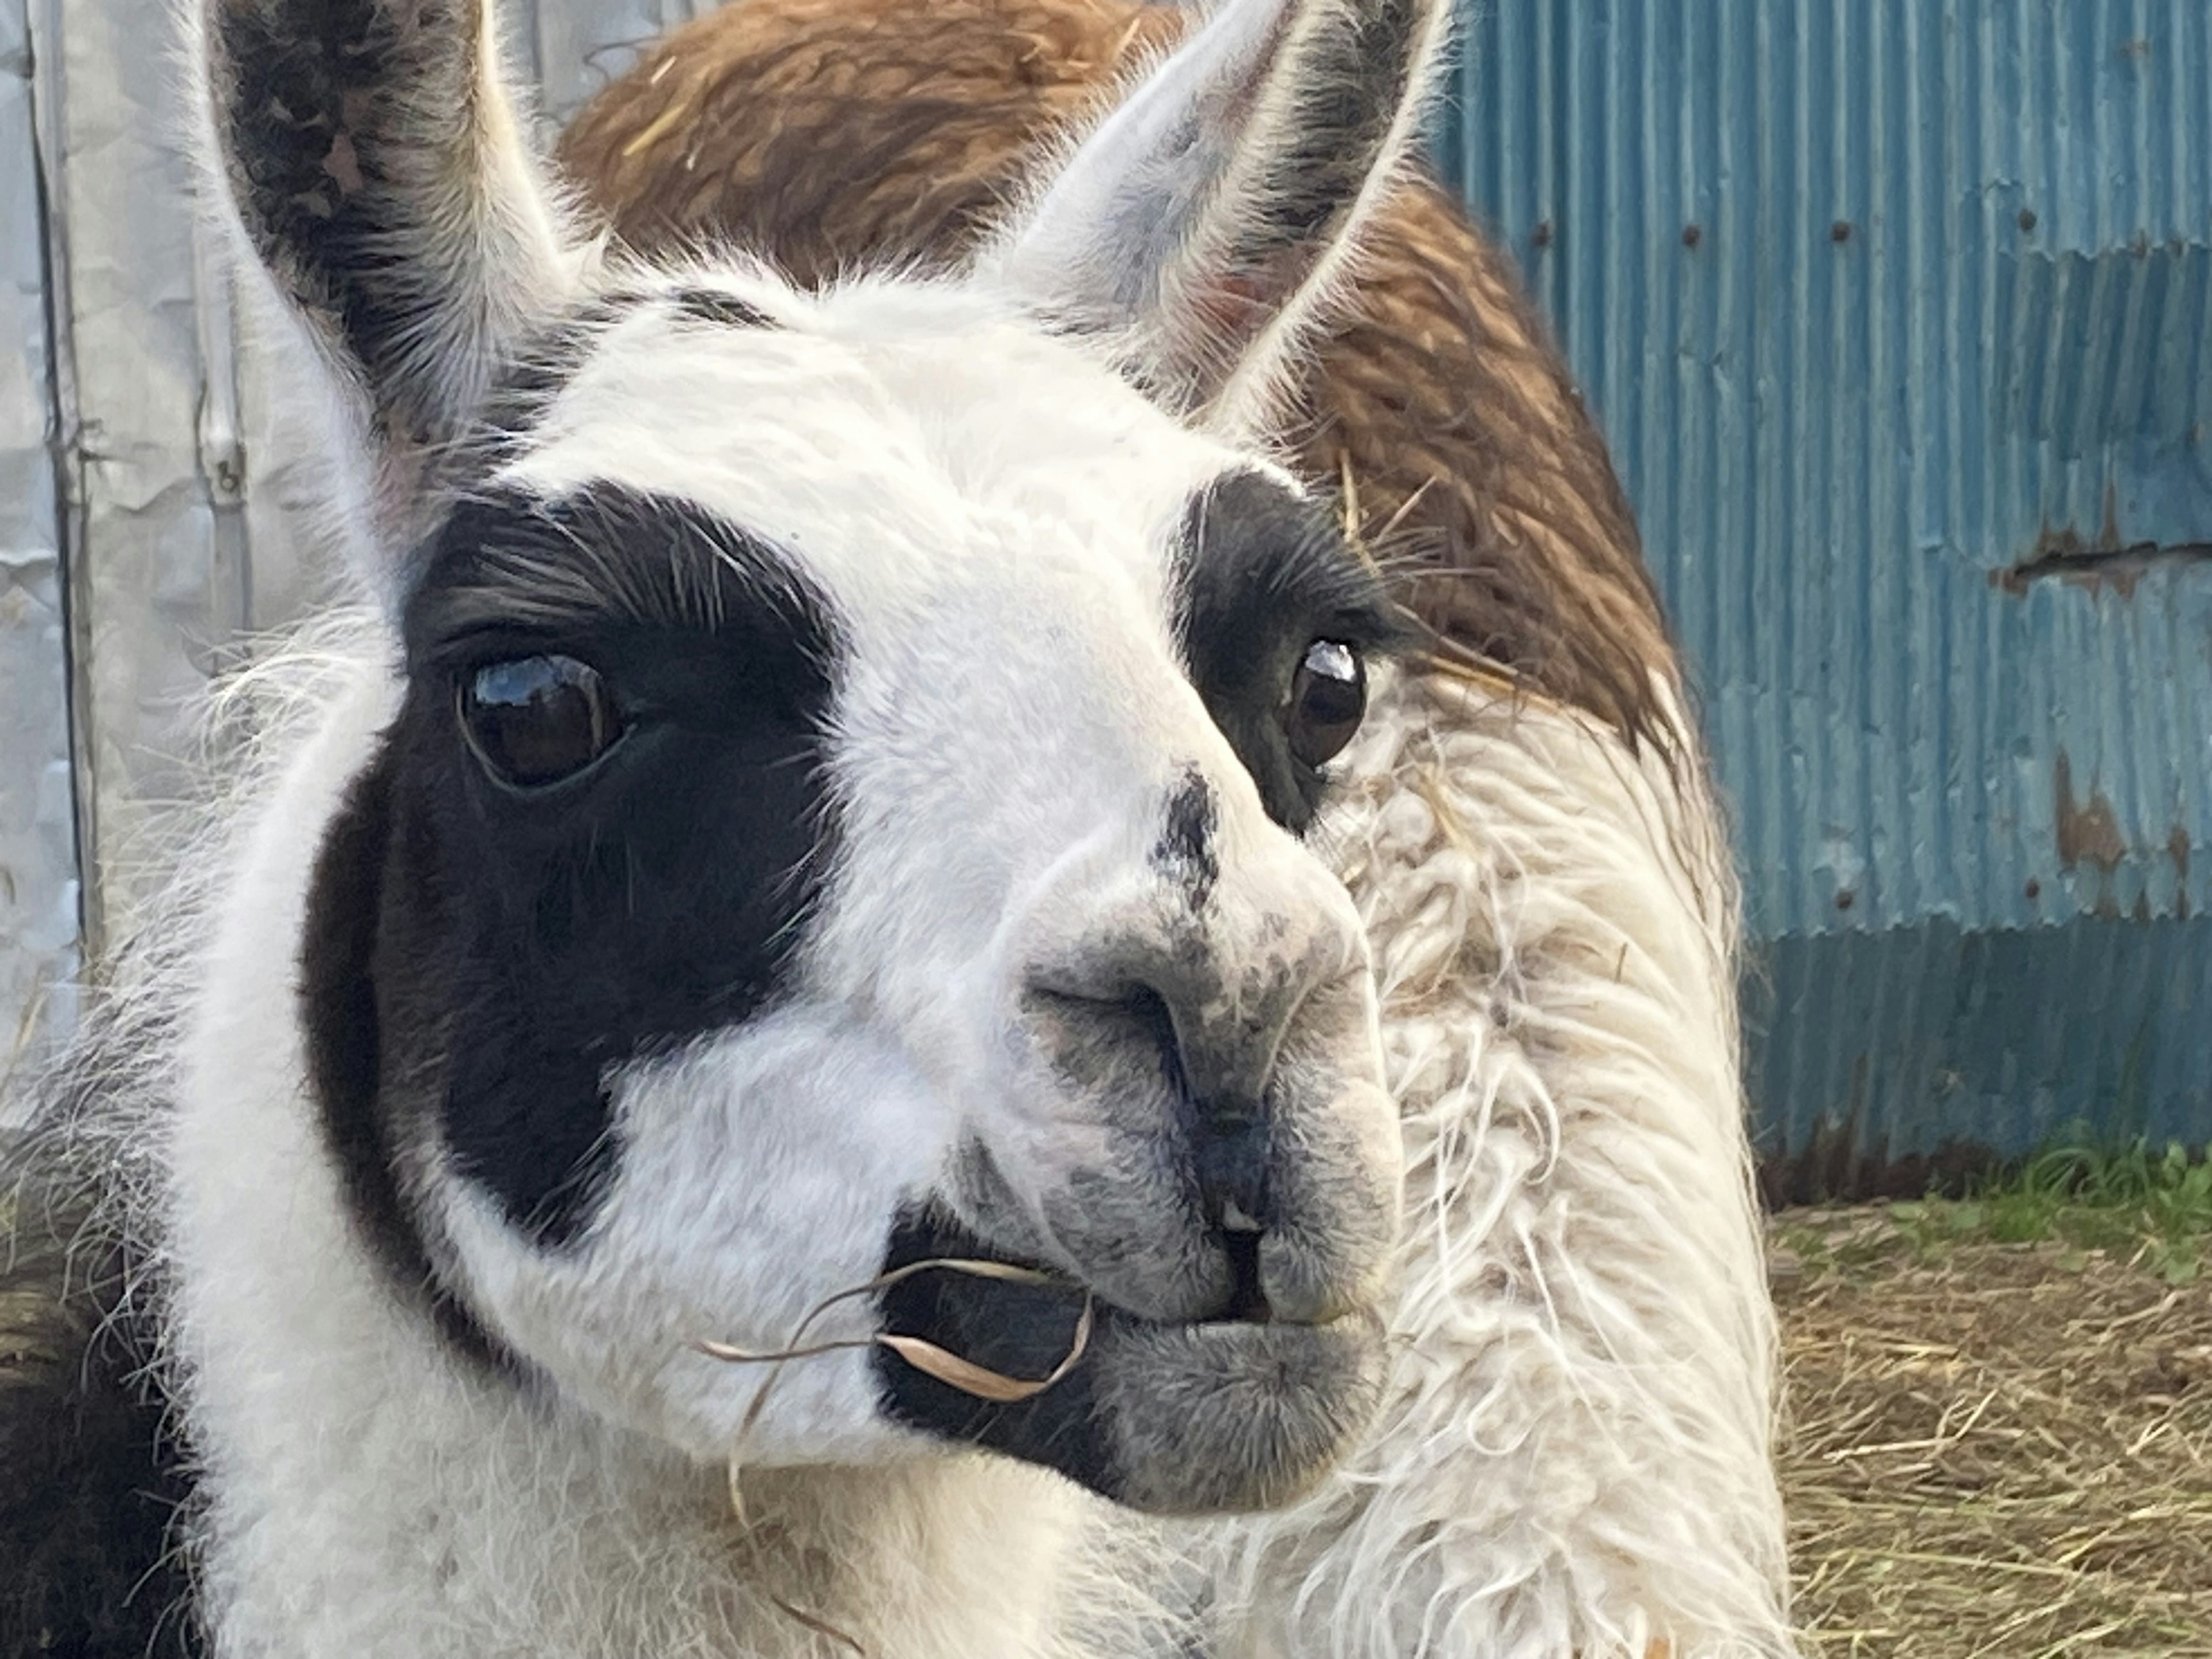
[557,0,1683,758]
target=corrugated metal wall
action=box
[1440,1,2212,1189]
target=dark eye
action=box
[1283,639,1366,769]
[458,655,623,789]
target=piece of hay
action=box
[694,1257,1092,1522]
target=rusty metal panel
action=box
[1441,0,2212,1184]
[0,0,76,1088]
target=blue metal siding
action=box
[1439,1,2212,1181]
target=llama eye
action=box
[1283,639,1366,769]
[458,655,623,789]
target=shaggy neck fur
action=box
[1200,672,1790,1658]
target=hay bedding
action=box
[1774,1213,2212,1658]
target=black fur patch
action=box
[0,1175,199,1658]
[363,483,842,1249]
[1175,471,1405,832]
[873,1205,1119,1500]
[670,287,774,329]
[208,0,490,444]
[300,751,511,1368]
[1153,767,1220,910]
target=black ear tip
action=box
[195,0,573,582]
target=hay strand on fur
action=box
[768,1595,868,1657]
[698,1257,1090,1525]
[875,1294,1093,1403]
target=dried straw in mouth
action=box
[690,1257,1093,1655]
[692,1257,1093,1514]
[875,1296,1094,1403]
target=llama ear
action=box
[980,0,1450,434]
[196,0,579,599]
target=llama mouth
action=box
[873,1206,1386,1514]
[881,1205,1285,1344]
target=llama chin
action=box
[0,1,1792,1656]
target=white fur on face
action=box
[436,1012,948,1466]
[392,270,1400,1466]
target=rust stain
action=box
[1997,485,2212,597]
[2054,749,2126,874]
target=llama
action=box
[0,2,1791,1658]
[569,4,1800,1654]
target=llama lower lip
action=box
[875,1260,1384,1514]
[873,1210,1384,1512]
[1088,1309,1387,1513]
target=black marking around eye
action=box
[1154,767,1220,910]
[1174,471,1405,834]
[298,746,516,1372]
[333,484,845,1261]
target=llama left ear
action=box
[980,0,1450,435]
[196,0,581,601]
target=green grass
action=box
[1780,1138,2212,1285]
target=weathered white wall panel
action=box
[39,0,238,961]
[0,0,75,1081]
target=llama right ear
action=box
[196,0,580,601]
[979,0,1450,437]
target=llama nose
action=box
[1018,838,1385,1326]
[1042,877,1359,1226]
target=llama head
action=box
[197,0,1446,1515]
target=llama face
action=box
[202,0,1446,1513]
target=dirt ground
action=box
[1775,1213,2212,1658]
